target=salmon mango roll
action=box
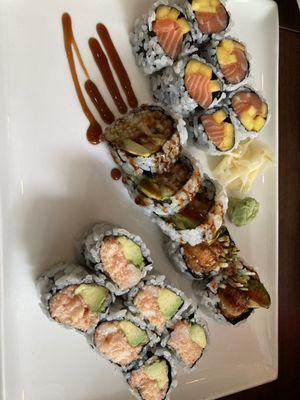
[92,311,158,371]
[130,1,195,75]
[104,105,187,176]
[154,176,228,246]
[200,259,271,324]
[126,349,176,400]
[229,87,269,134]
[163,309,208,368]
[127,276,188,334]
[185,0,230,40]
[38,263,113,333]
[168,226,238,280]
[151,56,225,117]
[82,223,153,295]
[123,154,203,217]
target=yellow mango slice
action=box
[185,60,201,75]
[216,47,230,65]
[198,63,213,78]
[177,18,191,34]
[253,116,266,132]
[191,0,202,12]
[240,111,254,131]
[209,80,221,92]
[168,8,180,20]
[234,42,246,51]
[213,109,227,123]
[219,123,234,151]
[211,0,220,6]
[261,103,268,118]
[247,105,257,117]
[156,6,171,19]
[198,6,217,13]
[221,39,235,53]
[228,54,237,64]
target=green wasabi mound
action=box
[227,197,260,227]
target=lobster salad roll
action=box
[190,107,237,154]
[228,87,269,136]
[130,1,195,75]
[185,0,230,42]
[167,226,238,280]
[123,154,203,216]
[199,259,271,324]
[151,55,225,117]
[92,310,159,371]
[104,105,187,176]
[127,275,190,334]
[38,263,114,333]
[153,176,228,246]
[126,348,177,400]
[161,308,208,369]
[82,223,153,295]
[206,37,250,90]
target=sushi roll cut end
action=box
[184,59,221,109]
[231,91,268,132]
[129,357,170,400]
[216,39,249,85]
[100,235,145,290]
[94,320,148,367]
[201,108,235,151]
[190,0,229,34]
[153,6,191,59]
[134,285,183,333]
[168,320,207,367]
[49,284,109,331]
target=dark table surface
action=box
[222,1,300,399]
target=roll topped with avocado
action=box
[104,105,187,177]
[38,263,114,333]
[82,223,153,295]
[123,154,203,217]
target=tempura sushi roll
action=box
[126,348,176,400]
[161,308,208,369]
[228,87,269,136]
[130,1,195,75]
[38,263,114,333]
[185,0,230,41]
[199,259,271,324]
[127,275,190,334]
[104,105,187,176]
[190,107,237,154]
[153,176,228,246]
[167,226,238,280]
[151,55,225,117]
[123,154,203,216]
[92,310,159,371]
[207,37,250,89]
[82,223,153,295]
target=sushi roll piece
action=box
[153,176,228,246]
[228,87,269,135]
[190,106,236,154]
[185,0,230,41]
[126,348,177,400]
[199,259,271,324]
[127,275,190,334]
[122,153,203,216]
[161,308,208,369]
[151,55,225,117]
[104,105,187,176]
[82,223,153,295]
[167,226,239,280]
[92,310,159,371]
[130,1,195,75]
[38,263,114,333]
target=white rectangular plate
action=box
[0,0,278,399]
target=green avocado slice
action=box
[117,236,145,269]
[143,360,169,390]
[119,320,148,347]
[74,284,108,314]
[247,279,271,309]
[168,214,200,230]
[188,324,207,348]
[157,288,183,320]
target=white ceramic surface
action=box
[0,0,278,399]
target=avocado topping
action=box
[157,288,183,320]
[143,360,169,390]
[188,324,207,348]
[119,320,148,347]
[74,284,108,314]
[118,236,145,269]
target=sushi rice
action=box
[81,222,154,296]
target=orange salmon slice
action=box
[152,19,183,59]
[232,92,263,115]
[185,73,212,108]
[221,48,248,85]
[201,115,224,146]
[196,4,228,34]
